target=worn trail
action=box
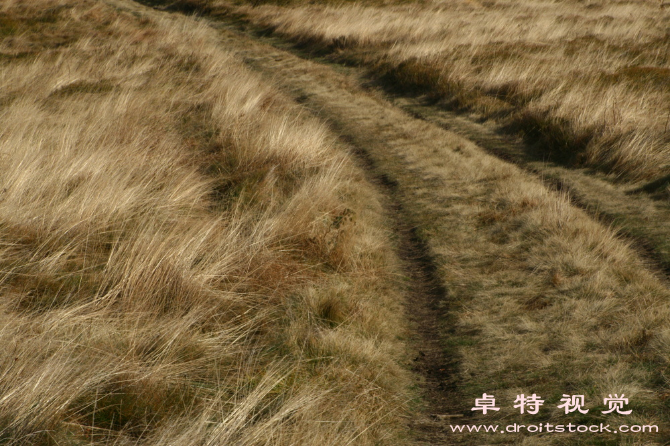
[204,20,493,444]
[209,24,475,444]
[206,13,669,445]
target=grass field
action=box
[0,1,411,444]
[3,0,670,444]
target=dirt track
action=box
[207,18,517,443]
[204,21,481,443]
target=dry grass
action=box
[230,0,670,181]
[430,152,670,442]
[152,23,670,439]
[0,1,411,444]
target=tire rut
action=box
[203,19,479,445]
[390,96,670,283]
[343,134,464,445]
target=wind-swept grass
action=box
[0,1,410,444]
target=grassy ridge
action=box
[0,1,410,444]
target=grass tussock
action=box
[230,0,670,181]
[0,1,410,444]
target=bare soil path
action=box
[202,17,670,443]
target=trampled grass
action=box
[0,1,410,444]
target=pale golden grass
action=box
[0,1,409,444]
[232,0,670,180]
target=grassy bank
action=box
[0,1,410,444]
